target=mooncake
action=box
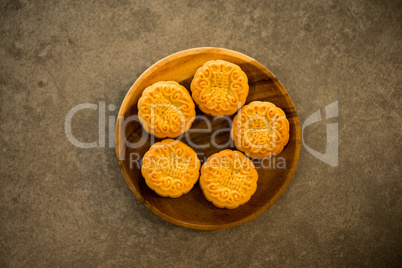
[138,81,196,138]
[190,60,249,117]
[231,101,290,159]
[141,139,201,198]
[200,149,258,209]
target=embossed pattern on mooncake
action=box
[138,81,196,138]
[231,101,290,159]
[190,60,249,117]
[200,150,258,209]
[141,139,201,198]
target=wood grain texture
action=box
[116,47,301,230]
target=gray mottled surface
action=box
[1,0,401,267]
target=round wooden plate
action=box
[116,47,301,230]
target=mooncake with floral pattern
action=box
[191,60,249,117]
[231,101,290,159]
[200,149,258,209]
[141,139,201,198]
[138,81,196,138]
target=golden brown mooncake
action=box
[138,81,196,139]
[141,139,201,198]
[200,149,258,209]
[231,101,290,159]
[190,60,249,117]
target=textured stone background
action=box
[1,0,401,267]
